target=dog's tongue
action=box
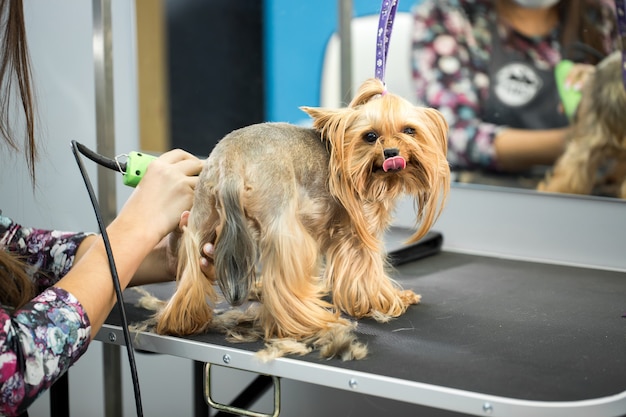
[383,156,406,172]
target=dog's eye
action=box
[403,127,415,136]
[363,131,378,143]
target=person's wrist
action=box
[107,214,164,252]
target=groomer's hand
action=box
[163,211,191,276]
[564,63,595,92]
[116,149,203,243]
[164,211,214,280]
[160,210,214,279]
[130,210,204,286]
[200,242,214,274]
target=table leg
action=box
[50,372,70,417]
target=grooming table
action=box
[97,229,626,417]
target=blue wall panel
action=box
[264,0,415,124]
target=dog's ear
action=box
[300,106,358,146]
[300,106,327,127]
[420,107,449,155]
[405,106,450,244]
[301,106,347,131]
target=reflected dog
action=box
[152,78,450,360]
[538,51,626,198]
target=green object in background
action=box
[123,151,157,187]
[555,59,582,120]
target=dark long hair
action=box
[559,0,617,63]
[0,0,37,309]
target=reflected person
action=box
[411,0,618,174]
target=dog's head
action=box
[580,51,626,146]
[301,78,450,245]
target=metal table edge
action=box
[95,324,626,417]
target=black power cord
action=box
[73,141,128,173]
[70,140,144,417]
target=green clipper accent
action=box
[123,151,157,187]
[555,60,582,120]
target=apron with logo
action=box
[482,23,568,129]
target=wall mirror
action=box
[133,0,626,204]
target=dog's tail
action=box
[214,177,257,306]
[155,225,217,335]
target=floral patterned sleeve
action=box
[411,0,502,170]
[0,213,92,416]
[0,213,93,290]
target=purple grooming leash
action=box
[375,0,399,87]
[611,0,625,318]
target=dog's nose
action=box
[383,148,399,159]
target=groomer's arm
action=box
[493,127,568,172]
[127,222,184,287]
[73,219,182,287]
[54,149,202,335]
[74,235,96,262]
[73,214,210,288]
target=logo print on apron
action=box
[493,62,543,107]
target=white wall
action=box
[1,0,96,232]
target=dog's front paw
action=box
[367,289,421,323]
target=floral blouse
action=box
[0,213,92,416]
[410,0,617,170]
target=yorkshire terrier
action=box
[150,78,450,360]
[538,51,626,198]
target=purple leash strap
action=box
[616,0,626,88]
[613,0,625,316]
[375,0,399,86]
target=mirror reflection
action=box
[411,0,625,199]
[134,0,625,200]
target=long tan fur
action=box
[155,226,217,335]
[152,78,450,360]
[538,51,626,198]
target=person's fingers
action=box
[200,246,214,279]
[147,154,203,178]
[200,257,210,269]
[141,158,200,196]
[157,148,199,164]
[182,175,199,192]
[200,242,214,270]
[118,150,202,243]
[148,149,203,178]
[564,64,595,90]
[174,157,204,176]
